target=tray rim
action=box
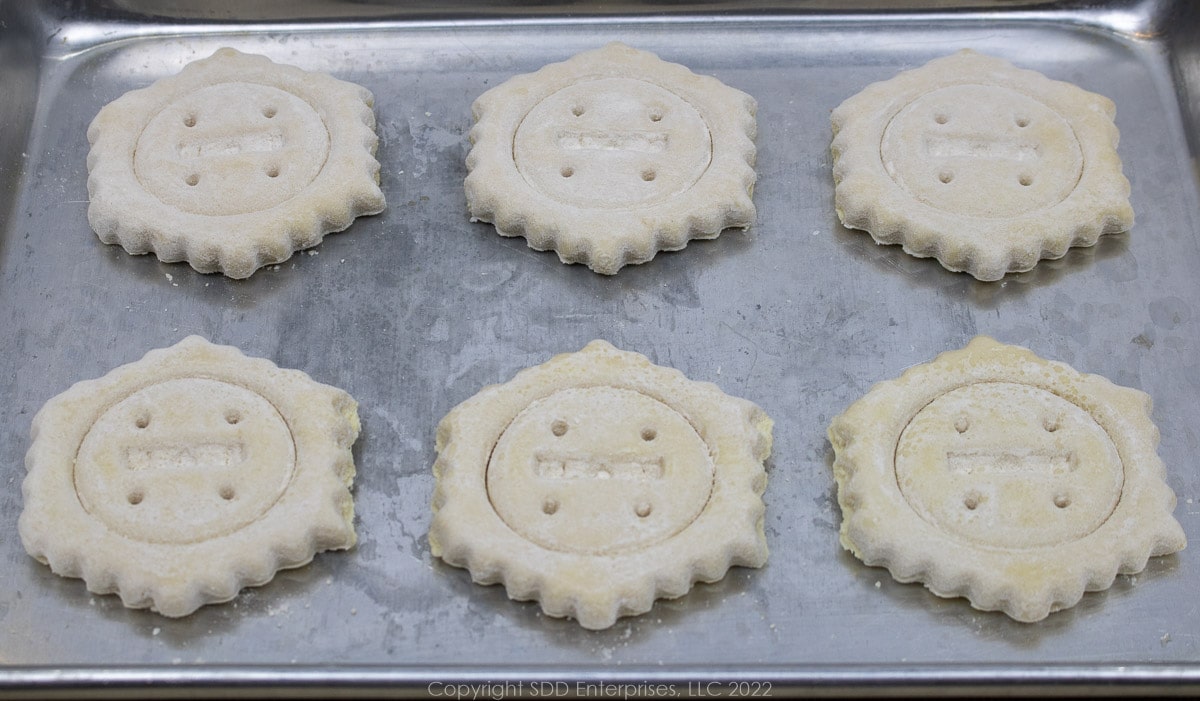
[4,663,1200,698]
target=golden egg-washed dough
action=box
[429,340,772,629]
[20,336,359,617]
[829,336,1185,622]
[465,43,758,275]
[831,50,1132,280]
[87,48,385,278]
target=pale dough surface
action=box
[831,50,1133,281]
[19,336,360,617]
[429,340,773,629]
[87,48,385,279]
[465,42,758,275]
[828,336,1186,622]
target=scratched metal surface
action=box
[1,0,1199,695]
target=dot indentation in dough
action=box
[128,491,144,505]
[641,170,657,182]
[542,498,559,515]
[135,415,150,429]
[1019,174,1033,187]
[225,409,241,425]
[934,113,949,125]
[219,485,235,501]
[963,493,980,510]
[183,115,196,128]
[1044,416,1059,432]
[954,416,969,433]
[263,106,277,118]
[641,427,657,441]
[185,174,200,187]
[571,105,585,117]
[266,166,280,178]
[1054,494,1071,509]
[1016,116,1030,128]
[560,166,574,179]
[551,420,568,437]
[939,171,954,184]
[635,502,653,518]
[650,111,663,122]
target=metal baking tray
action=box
[2,0,1198,696]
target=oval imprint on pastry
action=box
[880,84,1083,218]
[513,78,713,209]
[73,378,297,544]
[133,82,331,216]
[485,386,715,555]
[894,381,1123,549]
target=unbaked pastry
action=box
[831,50,1132,280]
[87,48,385,278]
[429,340,772,629]
[19,336,359,616]
[465,43,757,274]
[828,336,1185,621]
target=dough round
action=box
[514,77,712,209]
[134,83,330,216]
[880,84,1082,218]
[895,382,1122,549]
[486,386,714,555]
[74,378,296,545]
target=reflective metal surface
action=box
[1,0,1198,695]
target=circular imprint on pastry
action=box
[134,82,330,216]
[73,378,296,544]
[513,78,713,209]
[894,381,1123,549]
[486,386,715,555]
[880,84,1083,218]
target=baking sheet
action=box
[1,0,1199,695]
